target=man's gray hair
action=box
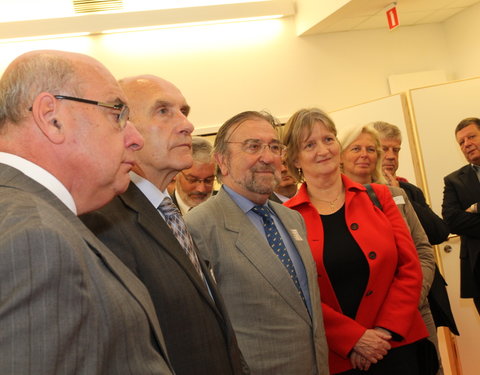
[372,121,402,142]
[192,137,214,164]
[0,52,79,128]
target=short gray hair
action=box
[191,137,214,164]
[0,52,79,128]
[372,121,402,142]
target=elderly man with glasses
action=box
[171,136,216,215]
[0,50,175,374]
[185,110,329,375]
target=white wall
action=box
[444,2,480,80]
[0,13,458,133]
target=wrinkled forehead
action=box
[228,118,278,142]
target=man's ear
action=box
[30,93,65,144]
[214,152,229,176]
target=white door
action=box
[409,77,480,374]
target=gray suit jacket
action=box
[0,164,173,375]
[185,187,329,375]
[81,183,248,375]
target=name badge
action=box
[393,195,405,205]
[290,229,303,241]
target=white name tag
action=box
[290,229,303,241]
[393,195,405,205]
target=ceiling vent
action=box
[73,0,124,14]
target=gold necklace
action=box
[315,191,342,210]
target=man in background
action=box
[0,50,173,374]
[373,121,457,336]
[442,117,480,314]
[270,159,298,203]
[186,111,328,375]
[82,75,248,375]
[172,136,216,214]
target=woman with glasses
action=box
[282,108,429,375]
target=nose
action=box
[178,112,194,135]
[258,144,276,163]
[124,120,144,151]
[384,149,394,159]
[195,182,208,193]
[359,148,369,158]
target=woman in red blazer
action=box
[282,108,429,375]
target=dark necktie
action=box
[158,196,204,279]
[251,205,306,305]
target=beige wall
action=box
[1,4,479,132]
[444,1,480,81]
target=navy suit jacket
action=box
[442,164,480,299]
[82,183,248,375]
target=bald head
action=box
[119,75,190,129]
[0,50,118,129]
[118,74,194,190]
[0,50,144,214]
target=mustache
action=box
[252,165,276,173]
[189,192,209,198]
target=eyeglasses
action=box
[227,139,286,156]
[180,171,215,186]
[54,95,129,130]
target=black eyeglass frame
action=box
[226,139,286,156]
[28,95,129,129]
[53,95,129,130]
[179,171,215,186]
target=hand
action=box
[353,329,391,363]
[350,351,372,371]
[466,203,478,213]
[383,169,399,187]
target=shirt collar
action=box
[222,184,270,213]
[130,172,169,208]
[0,152,77,214]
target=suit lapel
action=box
[120,184,223,317]
[217,190,311,324]
[459,165,480,202]
[0,165,171,363]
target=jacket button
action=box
[368,251,377,260]
[366,290,373,296]
[350,223,359,230]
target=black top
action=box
[321,205,369,319]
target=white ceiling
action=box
[305,0,480,34]
[0,0,479,41]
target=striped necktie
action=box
[158,196,204,279]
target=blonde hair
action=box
[338,124,386,184]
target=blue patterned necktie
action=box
[158,196,204,279]
[251,205,306,305]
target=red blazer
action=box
[285,175,428,374]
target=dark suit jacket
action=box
[0,164,173,375]
[399,181,449,245]
[81,183,248,375]
[399,181,458,334]
[442,164,480,300]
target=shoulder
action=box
[185,192,223,224]
[399,181,421,194]
[444,164,470,181]
[0,189,83,253]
